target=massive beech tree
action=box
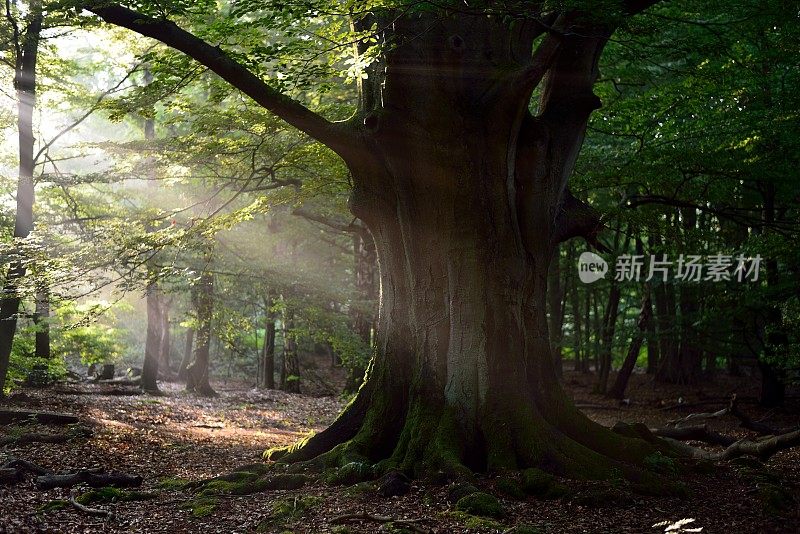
[83,1,669,478]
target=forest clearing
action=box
[1,0,799,532]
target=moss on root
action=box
[197,473,309,496]
[262,379,693,500]
[76,487,157,505]
[323,462,375,486]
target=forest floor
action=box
[1,371,798,533]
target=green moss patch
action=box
[325,462,375,485]
[454,491,504,518]
[445,511,505,530]
[180,496,218,518]
[76,487,157,505]
[37,499,70,513]
[257,495,323,530]
[197,473,309,496]
[156,476,191,490]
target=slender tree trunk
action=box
[594,282,621,394]
[565,243,583,372]
[583,289,592,373]
[608,289,651,400]
[141,282,161,393]
[594,231,626,394]
[645,288,658,374]
[760,182,786,407]
[258,295,276,389]
[33,288,50,360]
[186,267,216,396]
[591,292,602,372]
[282,309,300,394]
[657,209,702,384]
[158,298,173,380]
[178,327,194,381]
[0,6,42,394]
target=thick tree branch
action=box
[624,0,662,16]
[292,207,364,236]
[553,189,608,251]
[82,3,359,158]
[651,424,737,447]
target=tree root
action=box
[331,512,431,534]
[664,394,795,436]
[36,470,142,490]
[69,489,114,518]
[651,425,736,447]
[0,409,79,425]
[667,405,730,428]
[616,417,800,463]
[52,387,140,396]
[0,458,51,484]
[0,467,24,485]
[0,429,90,446]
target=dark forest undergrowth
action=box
[1,372,798,533]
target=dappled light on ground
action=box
[2,373,798,533]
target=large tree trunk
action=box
[267,12,663,479]
[547,247,565,378]
[0,6,42,394]
[346,228,378,390]
[352,228,378,345]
